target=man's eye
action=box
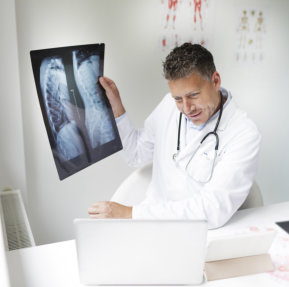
[189,93,198,98]
[174,97,182,102]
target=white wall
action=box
[0,0,27,202]
[213,0,289,205]
[10,0,289,244]
[15,0,167,245]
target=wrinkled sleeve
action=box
[116,97,168,168]
[132,125,262,229]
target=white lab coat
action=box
[117,89,261,229]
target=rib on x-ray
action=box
[73,49,115,148]
[40,57,85,162]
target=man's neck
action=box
[212,90,227,117]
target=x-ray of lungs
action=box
[30,44,122,180]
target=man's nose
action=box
[183,98,194,114]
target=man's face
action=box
[168,72,221,125]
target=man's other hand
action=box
[88,201,132,219]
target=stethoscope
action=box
[172,91,224,183]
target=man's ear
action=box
[212,71,221,90]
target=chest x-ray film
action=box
[30,43,122,180]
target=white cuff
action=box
[116,112,135,144]
[115,112,127,123]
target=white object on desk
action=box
[74,219,207,285]
[206,229,276,262]
[205,229,276,281]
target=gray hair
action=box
[163,43,216,81]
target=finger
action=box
[91,201,106,208]
[99,77,115,92]
[88,207,98,214]
[90,213,109,219]
[88,202,102,214]
[88,206,105,214]
[101,76,114,85]
[90,202,110,213]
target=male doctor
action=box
[88,43,261,229]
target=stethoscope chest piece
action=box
[172,151,179,161]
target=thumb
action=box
[99,77,112,93]
[99,76,120,100]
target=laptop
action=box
[205,228,276,280]
[74,219,207,285]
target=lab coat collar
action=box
[208,89,236,132]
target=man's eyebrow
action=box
[172,90,200,98]
[184,90,200,96]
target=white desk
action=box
[6,201,289,287]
